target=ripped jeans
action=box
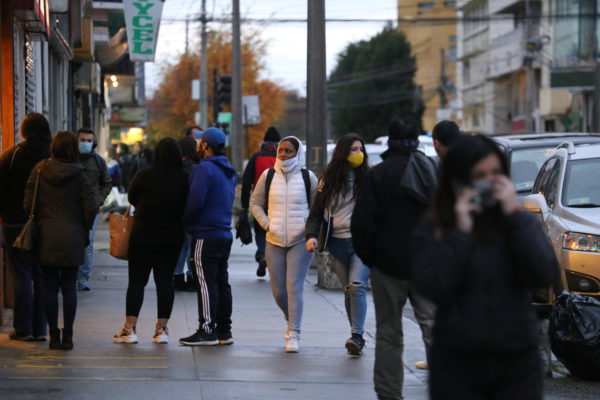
[328,237,370,336]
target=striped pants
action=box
[189,238,233,335]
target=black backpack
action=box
[264,168,311,212]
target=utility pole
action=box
[523,0,535,133]
[231,0,243,173]
[439,49,448,109]
[200,0,208,128]
[592,2,600,132]
[185,19,189,55]
[306,0,327,175]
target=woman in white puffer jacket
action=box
[250,136,317,353]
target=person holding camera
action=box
[411,134,559,399]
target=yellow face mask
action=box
[347,152,364,168]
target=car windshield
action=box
[562,158,600,207]
[510,147,556,192]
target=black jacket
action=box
[24,159,97,266]
[351,149,433,278]
[0,142,50,226]
[78,152,112,209]
[411,211,559,353]
[240,143,277,209]
[128,166,189,246]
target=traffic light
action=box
[217,75,232,104]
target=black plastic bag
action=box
[235,212,252,245]
[549,291,600,381]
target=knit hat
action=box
[201,127,226,148]
[263,126,281,143]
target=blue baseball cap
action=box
[200,127,226,148]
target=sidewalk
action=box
[0,219,429,400]
[1,220,598,399]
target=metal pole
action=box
[200,0,208,127]
[306,0,327,175]
[523,0,535,133]
[231,0,243,172]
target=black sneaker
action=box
[345,334,365,356]
[256,259,267,277]
[179,330,218,346]
[217,331,234,345]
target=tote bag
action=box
[109,206,133,260]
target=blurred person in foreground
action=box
[411,134,559,399]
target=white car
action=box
[523,142,600,298]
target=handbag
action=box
[317,213,333,253]
[109,205,133,260]
[235,210,253,245]
[13,162,43,252]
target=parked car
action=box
[523,142,600,299]
[492,133,600,199]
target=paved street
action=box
[1,220,599,399]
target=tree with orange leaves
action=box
[146,26,286,158]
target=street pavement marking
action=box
[7,377,169,381]
[23,356,166,360]
[16,364,168,369]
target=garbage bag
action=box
[549,291,600,381]
[235,212,252,245]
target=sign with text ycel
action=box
[123,0,164,62]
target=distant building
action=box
[397,0,458,132]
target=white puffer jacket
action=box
[250,139,317,248]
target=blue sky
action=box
[146,0,397,97]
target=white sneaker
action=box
[152,327,169,344]
[113,327,138,344]
[285,331,300,353]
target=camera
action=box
[471,179,497,209]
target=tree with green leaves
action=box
[328,26,424,142]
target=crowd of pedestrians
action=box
[0,112,559,400]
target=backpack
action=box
[264,168,311,212]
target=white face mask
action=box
[275,156,298,173]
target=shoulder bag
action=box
[13,162,43,252]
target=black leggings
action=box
[42,266,78,331]
[126,243,180,319]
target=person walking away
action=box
[76,128,112,291]
[179,128,237,346]
[24,131,96,349]
[250,136,318,353]
[113,138,189,344]
[411,134,559,400]
[432,120,461,162]
[351,116,438,400]
[173,134,200,291]
[0,113,51,341]
[241,126,280,277]
[305,133,370,356]
[116,143,131,192]
[106,146,122,188]
[128,141,153,182]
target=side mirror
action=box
[522,194,550,221]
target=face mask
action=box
[79,142,93,154]
[347,152,364,168]
[275,156,298,173]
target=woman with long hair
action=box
[0,113,52,342]
[305,133,370,356]
[411,134,559,399]
[250,136,318,353]
[24,131,97,349]
[113,137,189,344]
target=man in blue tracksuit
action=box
[179,127,237,346]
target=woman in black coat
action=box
[411,135,559,400]
[24,131,96,350]
[113,137,189,345]
[0,113,51,342]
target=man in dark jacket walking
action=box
[351,116,437,400]
[76,128,112,290]
[240,126,280,276]
[0,113,51,341]
[180,127,237,346]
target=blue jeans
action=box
[3,226,47,337]
[174,233,193,277]
[254,219,266,262]
[265,241,313,333]
[78,214,99,283]
[328,237,370,336]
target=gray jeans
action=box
[265,241,314,334]
[371,268,436,400]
